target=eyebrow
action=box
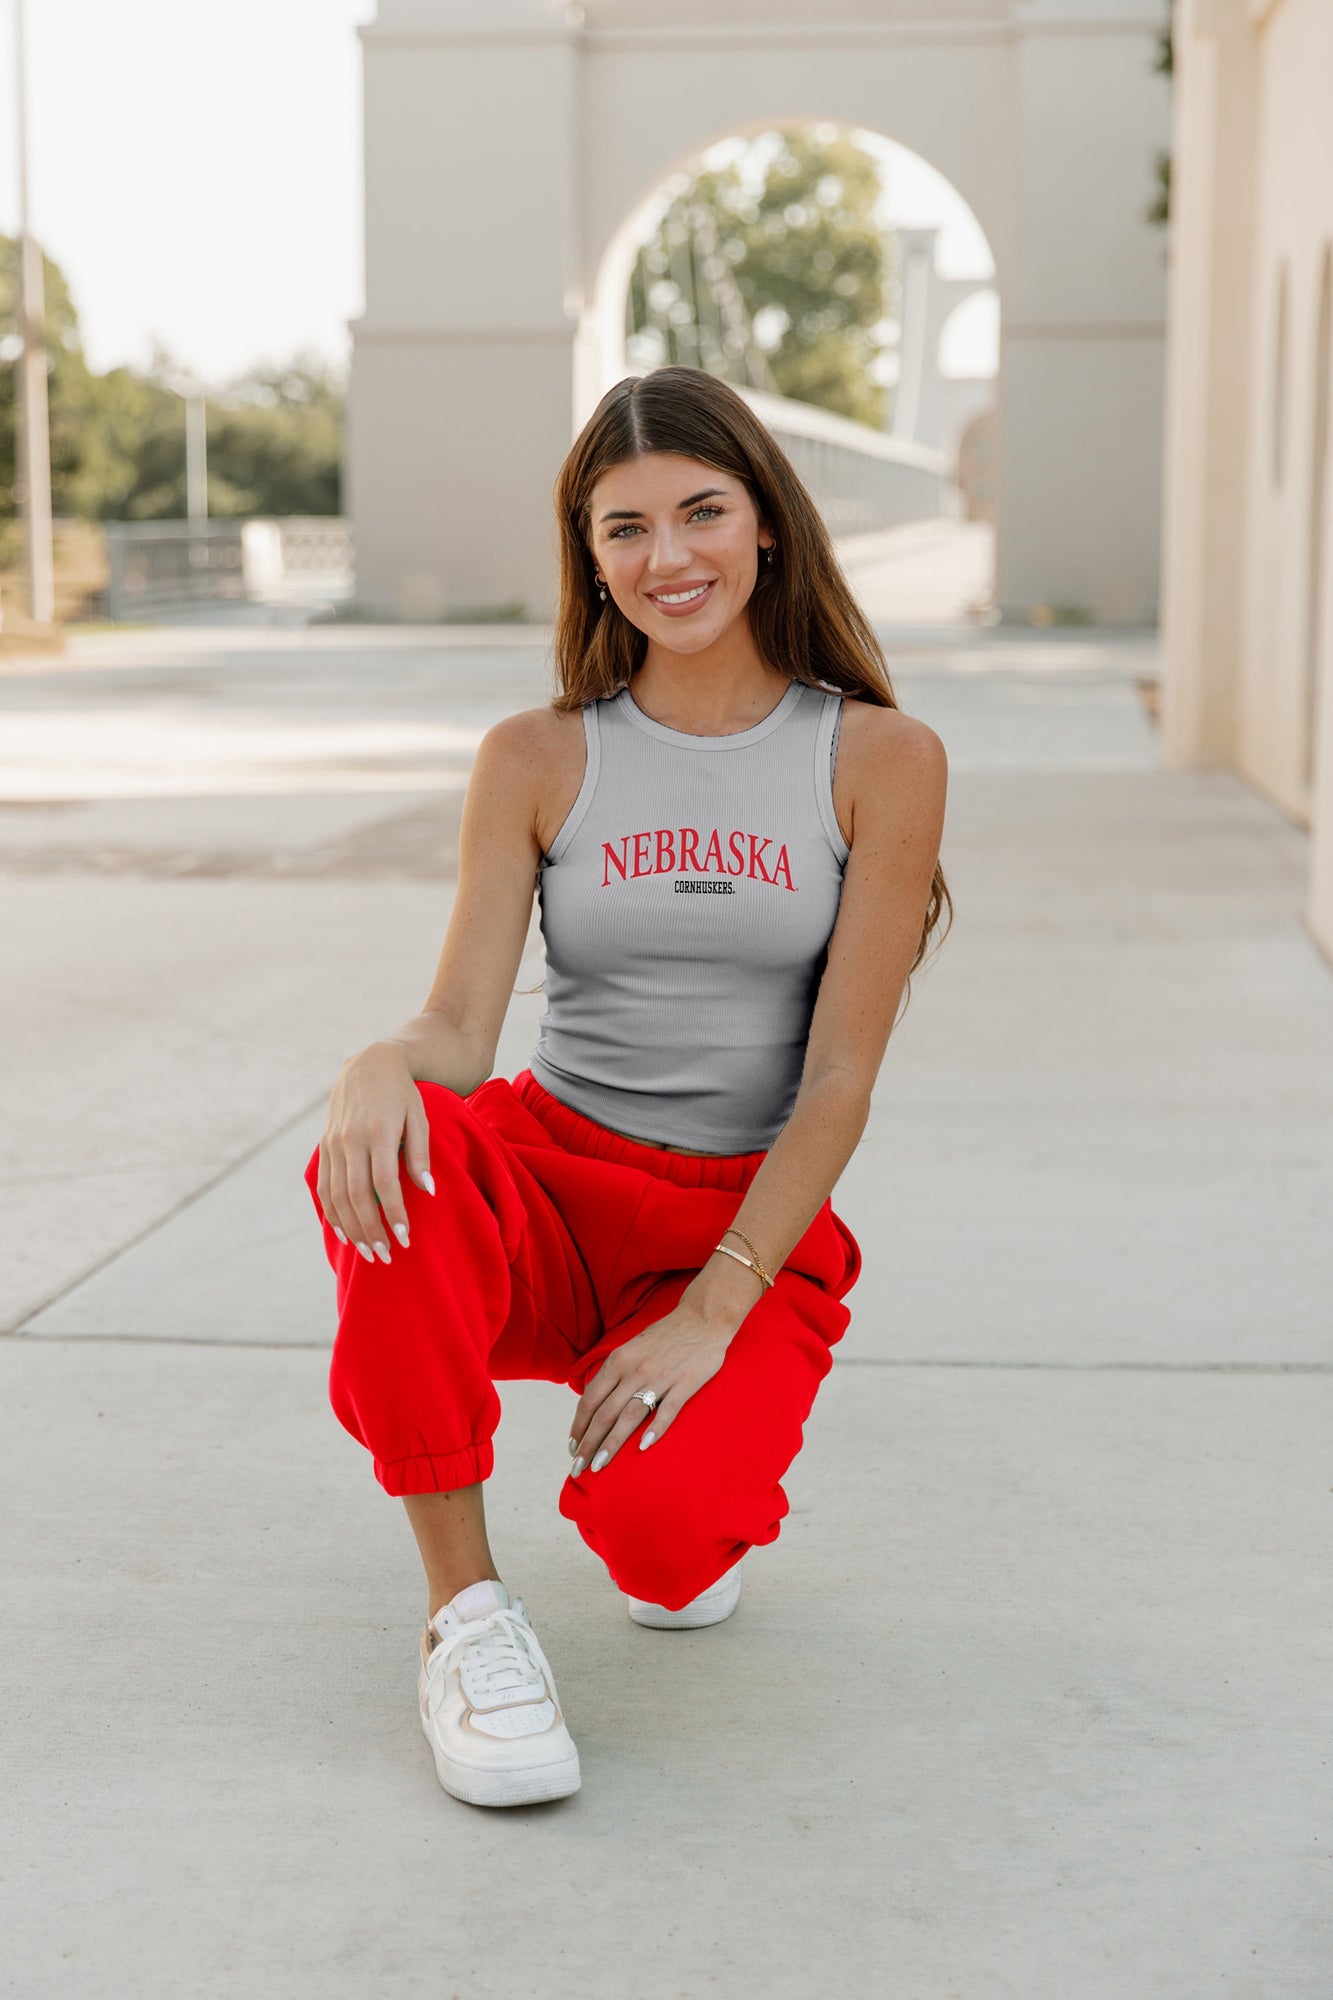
[597,487,729,525]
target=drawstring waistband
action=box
[508,1069,767,1193]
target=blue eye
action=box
[607,504,725,541]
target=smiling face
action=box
[587,453,775,653]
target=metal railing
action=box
[273,517,354,586]
[97,393,948,622]
[735,387,954,537]
[104,517,353,620]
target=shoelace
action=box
[428,1606,555,1704]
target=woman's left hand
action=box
[567,1299,739,1477]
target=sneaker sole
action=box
[420,1713,582,1807]
[627,1577,743,1630]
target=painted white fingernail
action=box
[639,1430,656,1451]
[332,1227,347,1244]
[373,1241,392,1264]
[591,1449,609,1473]
[356,1242,374,1264]
[392,1222,410,1247]
[568,1436,578,1456]
[422,1171,436,1196]
[570,1457,585,1478]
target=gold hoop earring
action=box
[764,545,776,566]
[595,576,608,601]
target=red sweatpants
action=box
[302,1068,862,1612]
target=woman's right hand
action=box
[315,1041,435,1264]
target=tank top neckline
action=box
[613,675,807,752]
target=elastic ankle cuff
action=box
[375,1440,494,1496]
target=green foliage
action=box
[1029,600,1095,627]
[627,127,896,429]
[0,238,103,519]
[0,235,344,520]
[187,358,343,519]
[1147,1,1173,229]
[1153,0,1173,76]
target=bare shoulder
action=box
[836,693,944,762]
[831,695,947,851]
[470,704,587,857]
[473,703,576,760]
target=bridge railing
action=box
[735,387,955,537]
[98,391,950,620]
[104,518,353,620]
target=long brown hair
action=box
[550,365,951,987]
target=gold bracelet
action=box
[723,1225,774,1285]
[712,1242,772,1291]
[712,1226,775,1292]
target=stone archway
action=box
[350,1,1169,625]
[583,123,997,444]
[584,120,1001,619]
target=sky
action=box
[0,0,996,388]
[0,0,375,382]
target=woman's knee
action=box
[414,1083,529,1241]
[568,1436,770,1596]
[302,1081,472,1215]
[412,1079,482,1168]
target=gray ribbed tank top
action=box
[528,675,849,1152]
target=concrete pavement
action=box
[3,622,1331,1999]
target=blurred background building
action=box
[349,0,1170,630]
[6,0,1333,951]
[1160,0,1333,950]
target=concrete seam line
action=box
[2,1087,333,1338]
[832,1357,1333,1374]
[0,1331,329,1351]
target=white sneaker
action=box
[417,1578,581,1806]
[626,1558,745,1630]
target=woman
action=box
[303,365,950,1810]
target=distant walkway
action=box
[837,516,995,626]
[2,624,1330,1998]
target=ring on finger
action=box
[629,1389,659,1412]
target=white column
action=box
[1157,0,1257,769]
[350,1,584,621]
[996,3,1172,625]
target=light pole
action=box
[185,392,208,521]
[13,0,55,624]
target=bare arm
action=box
[314,709,554,1259]
[568,704,949,1471]
[684,707,949,1326]
[376,709,554,1087]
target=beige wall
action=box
[351,0,1170,627]
[1160,0,1333,957]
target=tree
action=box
[627,127,897,429]
[1,234,344,525]
[201,357,343,518]
[0,234,117,538]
